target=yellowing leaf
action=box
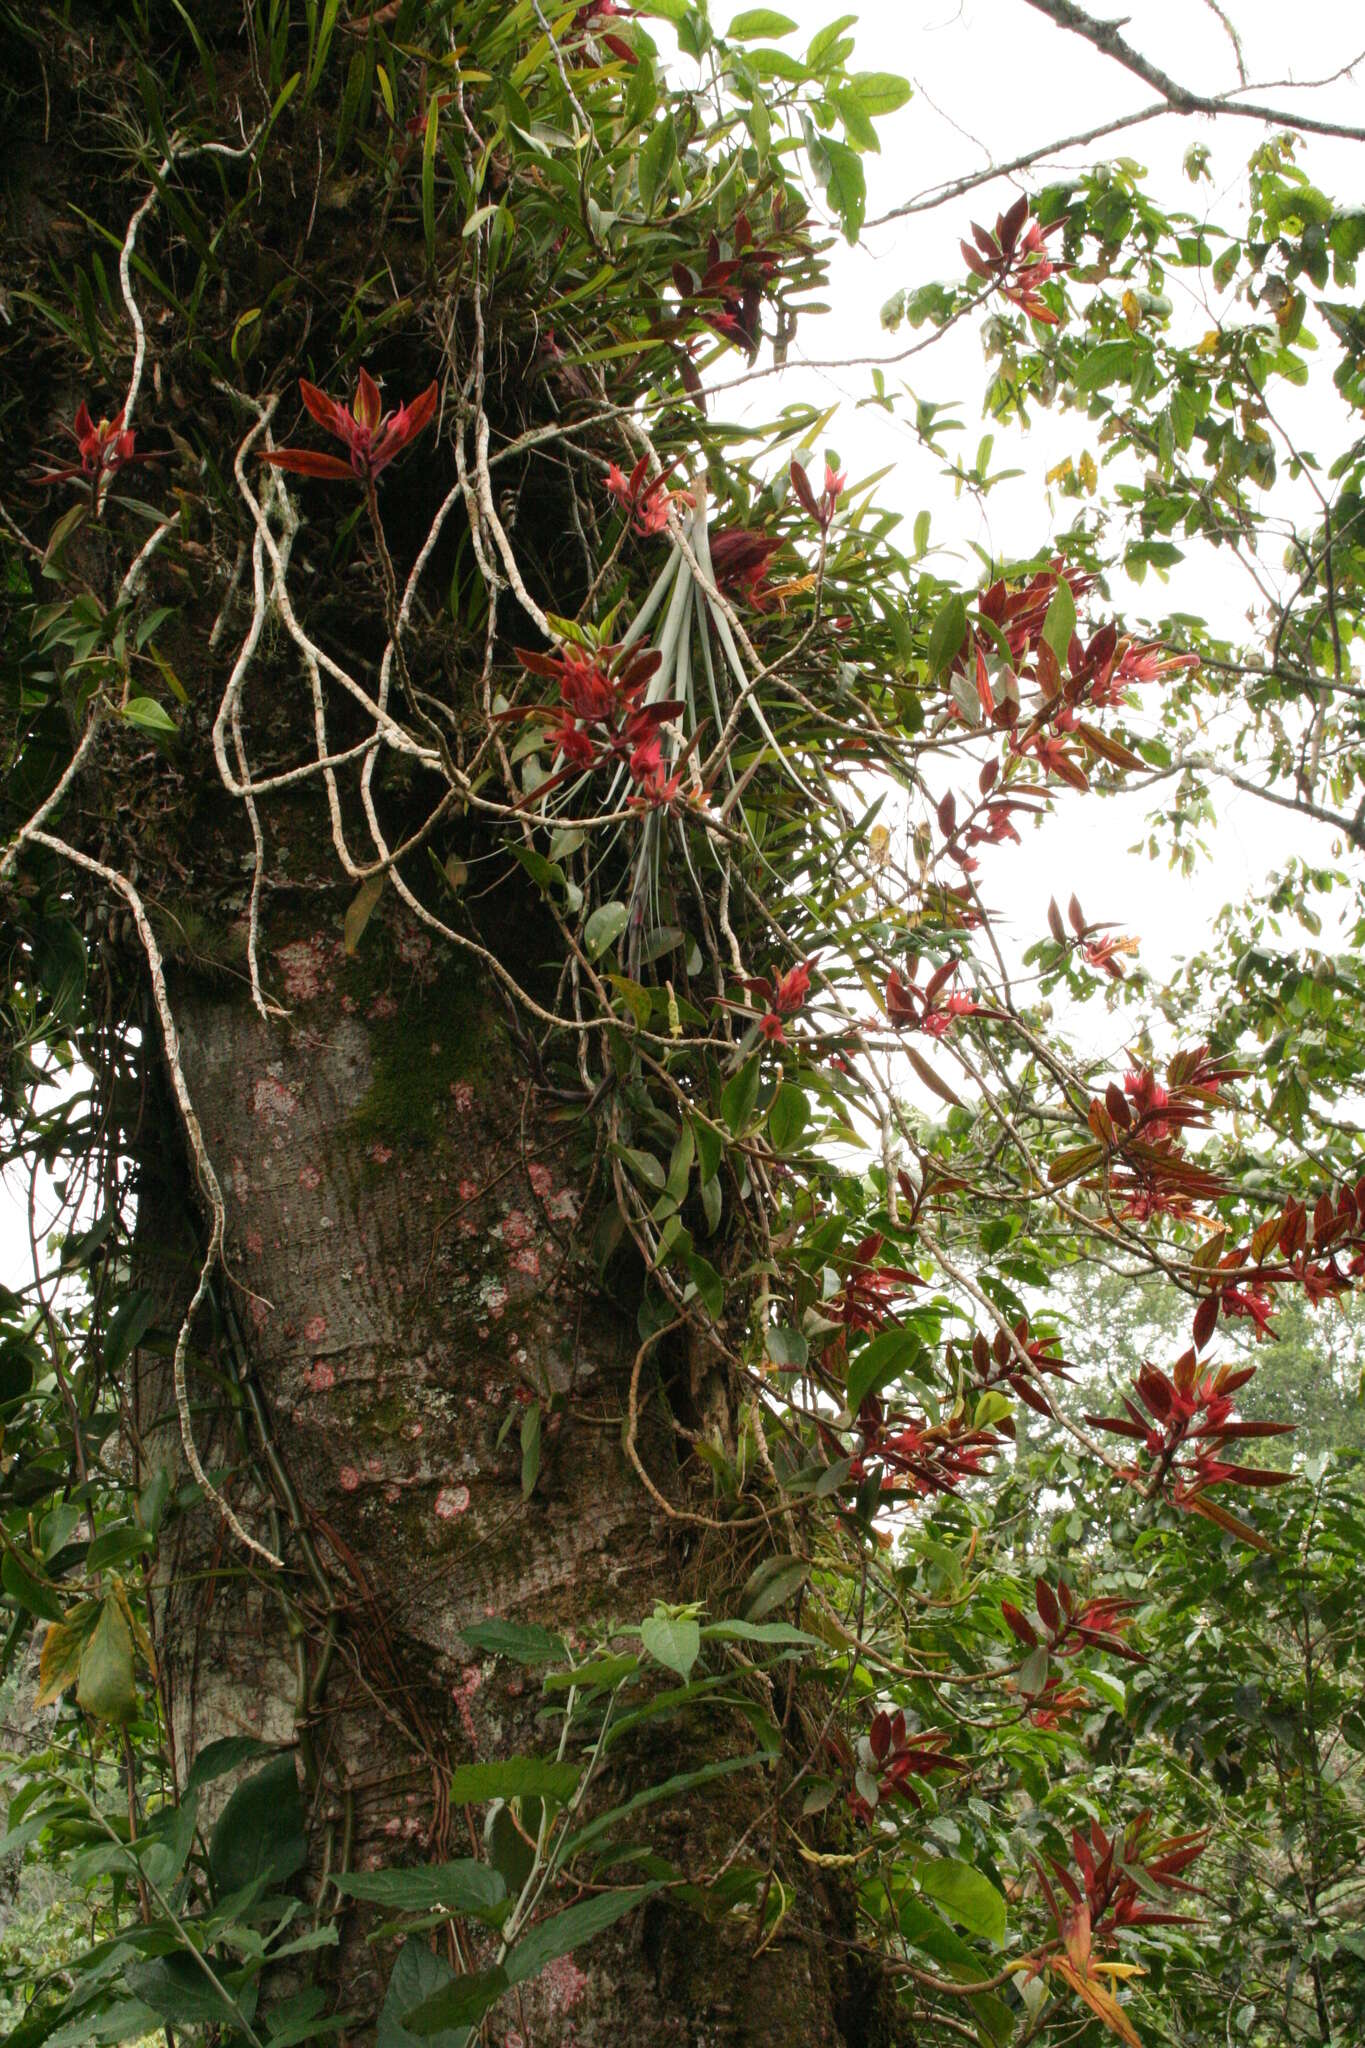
[35,1604,99,1710]
[1051,1956,1143,2048]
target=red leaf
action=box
[1192,1292,1219,1351]
[260,448,357,479]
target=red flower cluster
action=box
[1046,892,1139,981]
[605,454,689,536]
[825,1232,920,1334]
[1037,1817,1207,1976]
[1086,1348,1294,1544]
[849,1394,999,1500]
[1054,1044,1244,1221]
[970,1318,1077,1421]
[670,210,789,353]
[1186,1178,1365,1347]
[961,197,1065,323]
[507,642,685,807]
[261,367,438,484]
[1002,1577,1143,1664]
[709,527,786,609]
[848,1710,965,1821]
[789,456,846,531]
[571,0,637,65]
[36,401,150,494]
[885,958,991,1037]
[735,957,815,1046]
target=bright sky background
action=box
[731,0,1362,1017]
[4,1,1360,1287]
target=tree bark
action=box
[130,916,895,2045]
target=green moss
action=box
[346,959,499,1148]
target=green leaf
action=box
[2,1547,64,1622]
[844,1329,928,1417]
[402,1964,508,2037]
[460,1620,567,1665]
[637,114,675,214]
[764,1324,809,1368]
[122,696,177,735]
[446,1757,580,1808]
[344,873,386,955]
[640,1609,701,1680]
[851,71,912,115]
[76,1596,138,1722]
[521,1400,542,1499]
[912,1856,1008,1944]
[335,1859,507,1918]
[124,1957,244,2028]
[504,1885,661,1988]
[766,1083,809,1152]
[739,1553,809,1621]
[210,1755,306,1899]
[684,1249,725,1320]
[701,1619,820,1646]
[721,1054,761,1135]
[728,10,798,36]
[585,901,629,958]
[185,1736,281,1793]
[928,593,967,679]
[808,14,858,67]
[1041,577,1077,664]
[379,1944,467,2048]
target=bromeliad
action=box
[262,367,438,484]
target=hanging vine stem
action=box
[27,827,283,1567]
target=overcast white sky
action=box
[730,0,1362,1009]
[4,2,1360,1286]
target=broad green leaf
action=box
[460,1620,566,1665]
[402,1964,508,2038]
[739,1552,809,1621]
[76,1597,138,1723]
[851,70,912,115]
[504,1885,661,1987]
[640,1609,701,1680]
[585,901,629,958]
[766,1083,809,1152]
[721,1054,761,1135]
[1041,577,1077,663]
[209,1755,306,1899]
[446,1758,580,1807]
[912,1856,1008,1944]
[122,696,177,735]
[335,1859,507,1918]
[728,10,798,36]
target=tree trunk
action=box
[130,913,893,2046]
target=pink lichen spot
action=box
[252,1074,297,1123]
[451,1081,475,1114]
[303,1313,328,1344]
[368,1142,394,1166]
[367,992,398,1022]
[245,1229,264,1257]
[502,1210,533,1248]
[458,1178,480,1203]
[277,935,336,1003]
[528,1162,554,1199]
[404,1420,424,1439]
[482,1283,508,1320]
[298,1164,322,1190]
[338,1465,361,1493]
[304,1360,335,1393]
[434,1484,471,1520]
[511,1247,541,1278]
[250,1298,271,1330]
[543,1956,588,2014]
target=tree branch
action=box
[1021,0,1365,141]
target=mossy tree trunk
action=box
[128,894,892,2044]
